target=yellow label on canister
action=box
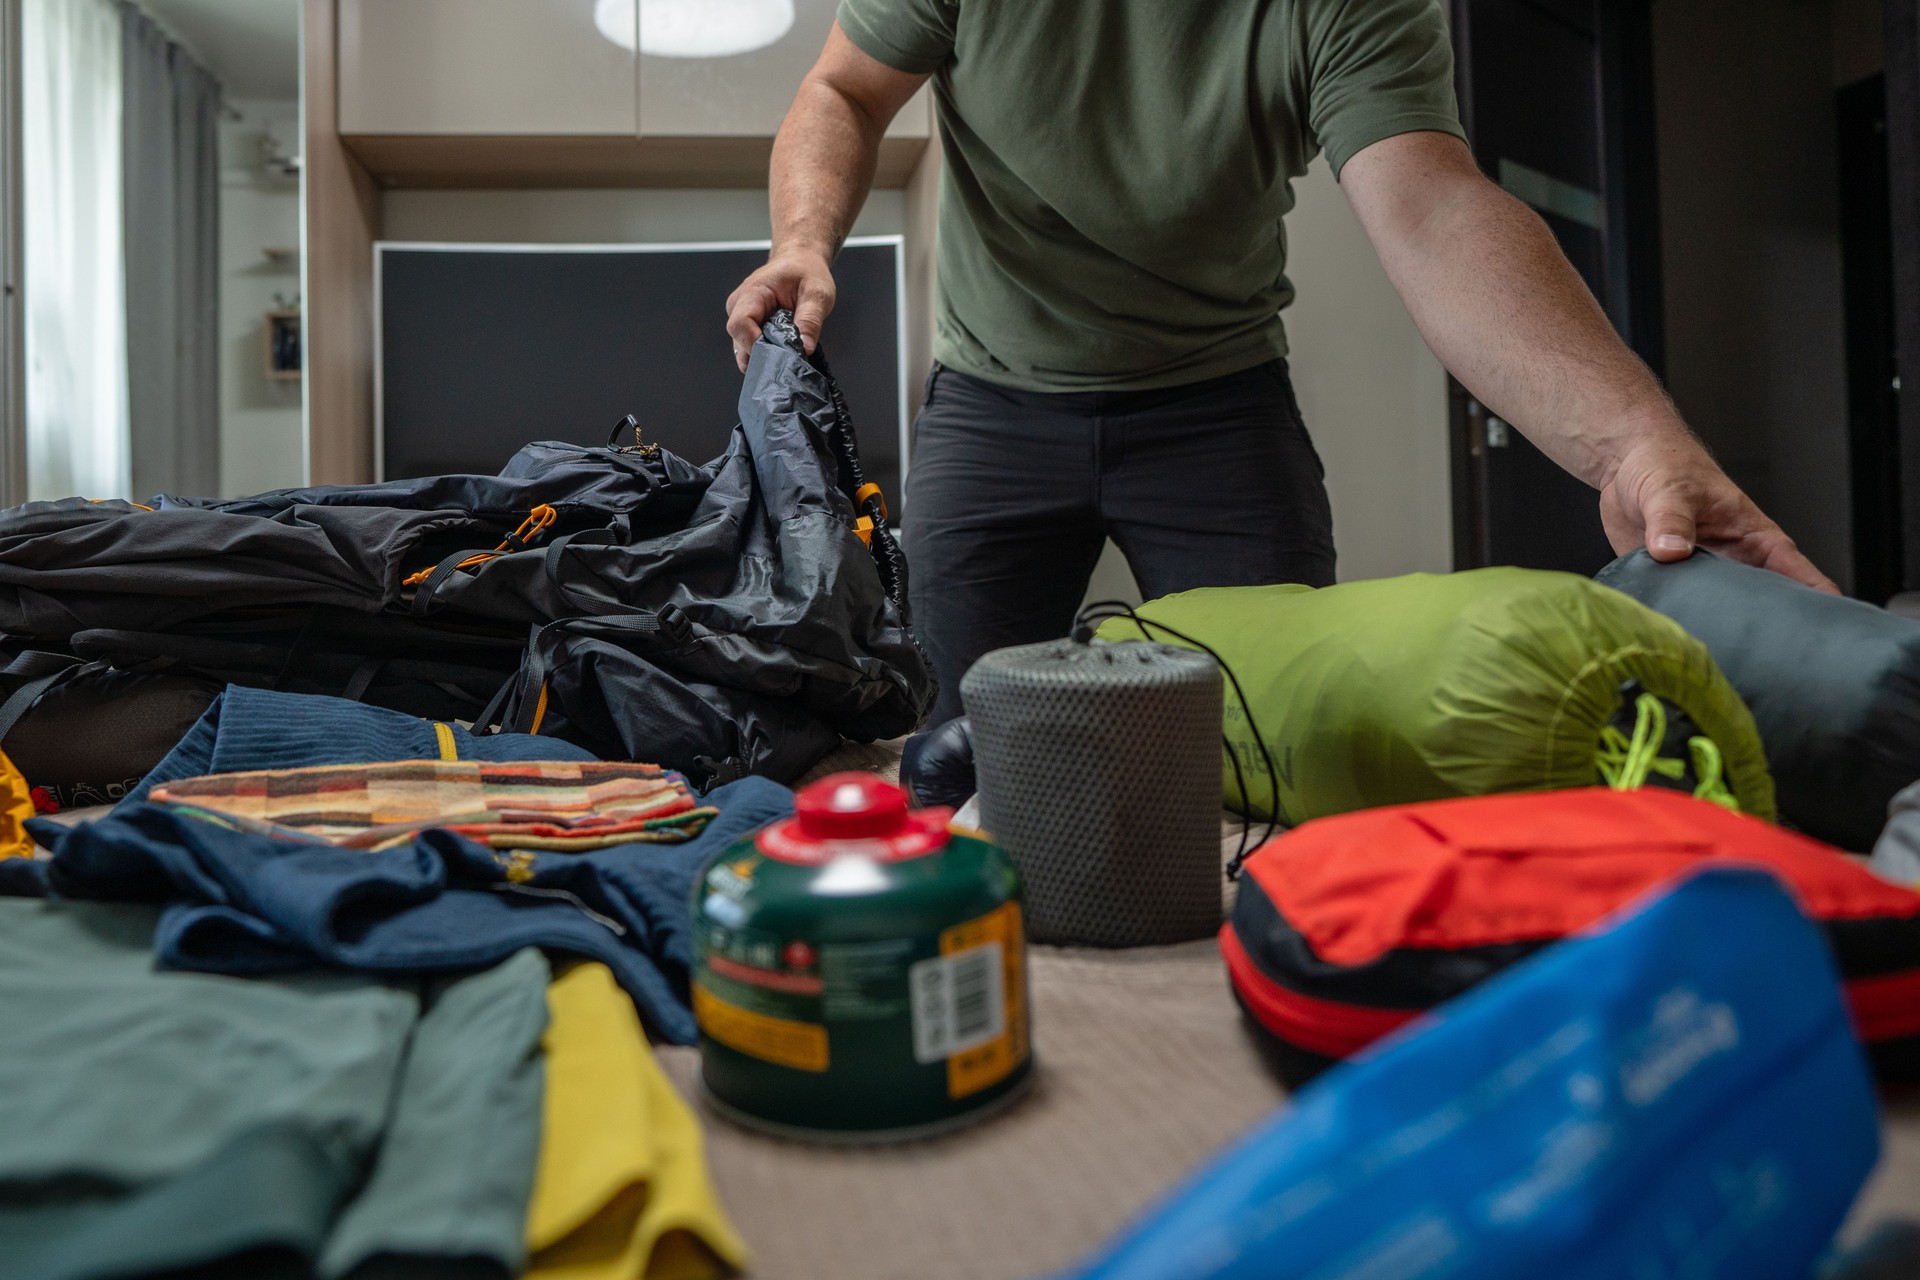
[694,982,830,1073]
[941,901,1028,1099]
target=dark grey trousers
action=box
[903,357,1338,725]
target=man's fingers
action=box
[1640,490,1697,563]
[724,258,834,368]
[1761,536,1842,595]
[793,277,836,354]
[724,304,756,348]
[725,310,754,372]
[1712,524,1840,594]
[725,281,778,372]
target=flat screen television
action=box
[374,236,907,499]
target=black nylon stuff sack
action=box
[1596,548,1920,851]
[0,654,220,810]
[0,313,935,787]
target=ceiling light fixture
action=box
[593,0,796,59]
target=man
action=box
[726,0,1835,726]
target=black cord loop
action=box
[1071,599,1287,880]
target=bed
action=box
[655,740,1920,1280]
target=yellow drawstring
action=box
[1596,692,1740,811]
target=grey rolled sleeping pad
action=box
[1872,781,1920,886]
[1596,548,1920,851]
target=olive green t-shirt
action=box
[837,0,1464,391]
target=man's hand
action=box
[724,24,926,372]
[726,252,836,372]
[1341,131,1838,592]
[1600,431,1838,592]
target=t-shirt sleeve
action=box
[836,0,958,75]
[1300,0,1465,178]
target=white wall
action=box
[218,98,304,494]
[1286,158,1454,582]
[1082,157,1453,604]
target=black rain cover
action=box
[0,314,935,785]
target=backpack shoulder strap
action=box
[0,651,81,742]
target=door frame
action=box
[1890,0,1920,588]
[1446,0,1666,569]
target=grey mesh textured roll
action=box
[962,638,1224,947]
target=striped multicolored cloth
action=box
[149,760,718,852]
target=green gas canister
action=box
[692,772,1032,1141]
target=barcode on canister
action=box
[909,941,1005,1063]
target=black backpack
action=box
[0,315,934,788]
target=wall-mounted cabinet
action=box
[638,0,927,139]
[338,0,638,136]
[336,0,930,188]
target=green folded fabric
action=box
[1098,569,1774,825]
[320,952,548,1278]
[0,899,547,1280]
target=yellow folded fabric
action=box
[529,962,749,1280]
[0,748,36,860]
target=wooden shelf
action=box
[340,134,929,191]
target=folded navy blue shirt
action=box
[19,687,794,1043]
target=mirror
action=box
[19,0,303,502]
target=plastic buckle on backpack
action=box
[656,603,693,645]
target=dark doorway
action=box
[1892,0,1920,590]
[1448,0,1664,574]
[1837,74,1903,603]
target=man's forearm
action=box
[1347,139,1685,490]
[770,78,888,263]
[730,26,925,361]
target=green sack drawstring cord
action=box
[1596,692,1741,811]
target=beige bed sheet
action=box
[659,942,1920,1280]
[35,742,1920,1279]
[656,741,1920,1280]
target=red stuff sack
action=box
[1224,787,1920,1088]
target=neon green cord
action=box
[1596,693,1668,791]
[1595,692,1740,812]
[1686,735,1740,810]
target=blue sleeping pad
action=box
[1060,868,1880,1280]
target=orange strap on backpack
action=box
[402,505,558,588]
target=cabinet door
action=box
[339,0,638,136]
[638,0,929,138]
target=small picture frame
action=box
[265,308,301,380]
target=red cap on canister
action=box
[759,772,953,863]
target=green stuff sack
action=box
[1095,568,1774,825]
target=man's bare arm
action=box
[1341,130,1835,591]
[725,25,927,370]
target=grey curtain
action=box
[121,4,220,499]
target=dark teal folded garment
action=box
[0,899,548,1280]
[0,1124,348,1280]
